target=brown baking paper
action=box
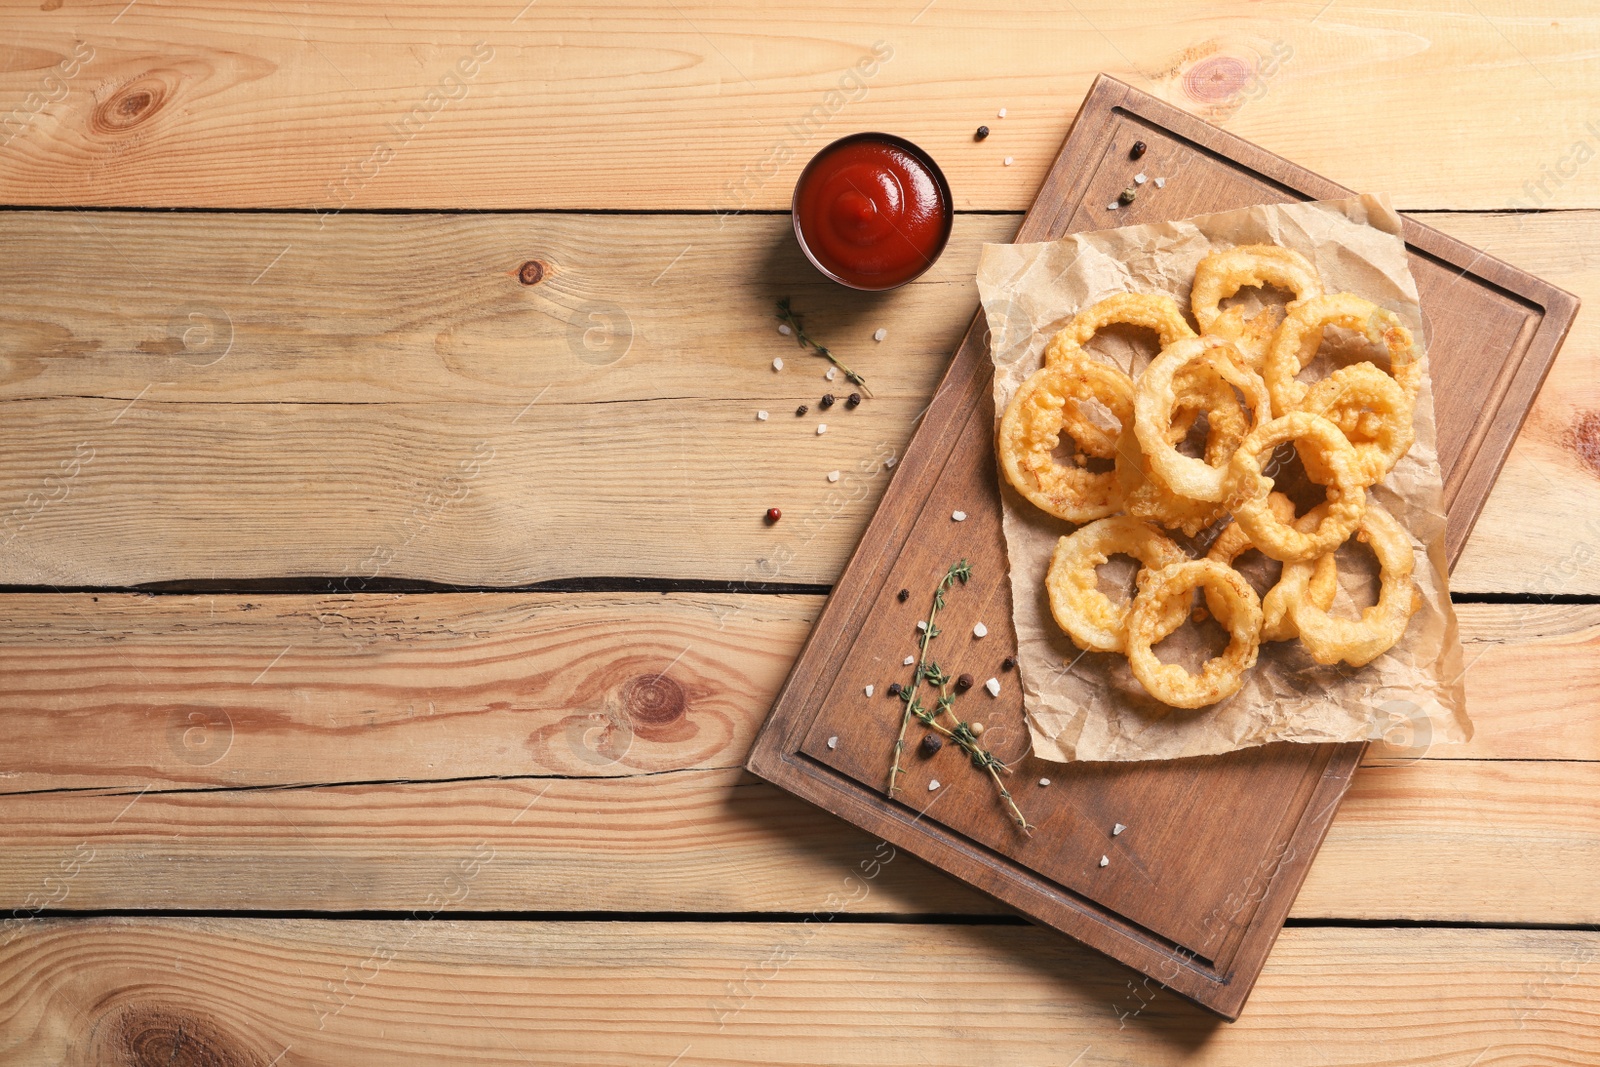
[978,196,1472,763]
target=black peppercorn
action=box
[1130,140,1147,160]
[796,404,808,416]
[1001,656,1016,672]
[955,673,974,692]
[887,682,902,697]
[975,125,990,141]
[820,393,836,409]
[897,589,909,602]
[919,734,943,757]
[845,392,862,408]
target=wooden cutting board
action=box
[746,74,1579,1019]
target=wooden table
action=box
[1,3,1596,1063]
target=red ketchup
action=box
[793,133,953,291]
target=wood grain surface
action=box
[2,2,1599,211]
[0,210,1593,591]
[2,919,1596,1065]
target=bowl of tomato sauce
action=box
[791,132,953,292]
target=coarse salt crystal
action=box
[772,357,784,371]
[1003,156,1014,166]
[816,424,827,435]
[825,365,838,380]
[1039,777,1051,787]
[984,677,1000,697]
[756,410,768,421]
[778,323,792,336]
[916,621,927,632]
[1107,201,1121,211]
[928,779,941,791]
[1154,177,1166,188]
[997,107,1007,118]
[1099,855,1109,868]
[904,655,915,666]
[827,470,840,482]
[972,622,988,638]
[873,328,888,342]
[827,735,838,749]
[864,685,874,697]
[885,456,897,468]
[952,510,967,522]
[1134,172,1147,184]
[1113,823,1126,836]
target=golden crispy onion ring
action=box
[1264,293,1420,417]
[998,358,1132,523]
[1296,361,1416,486]
[1206,493,1337,642]
[1045,516,1189,654]
[1126,560,1263,708]
[1224,412,1368,562]
[1280,501,1420,667]
[1134,337,1272,504]
[1191,245,1323,370]
[1043,292,1197,371]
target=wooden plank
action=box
[1,760,1594,924]
[0,595,1594,797]
[1,919,1594,1064]
[3,3,1599,211]
[0,208,1593,590]
[744,73,1577,1020]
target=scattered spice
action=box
[1130,140,1147,159]
[1038,777,1051,787]
[796,404,808,416]
[816,424,827,435]
[864,685,874,697]
[1118,186,1138,205]
[886,560,1031,833]
[984,677,1001,697]
[765,508,781,524]
[772,357,784,371]
[1134,172,1147,184]
[827,735,838,749]
[827,470,840,483]
[1113,823,1126,836]
[873,328,888,342]
[887,682,903,697]
[820,393,836,409]
[974,125,990,141]
[1107,201,1122,211]
[778,323,793,336]
[919,734,943,757]
[756,410,769,421]
[825,365,838,381]
[928,779,941,791]
[846,392,862,408]
[1154,176,1167,189]
[1001,656,1016,672]
[903,655,915,666]
[897,588,910,602]
[916,620,928,632]
[1003,156,1014,167]
[970,722,985,737]
[776,298,872,397]
[955,673,974,692]
[997,107,1007,118]
[952,510,967,522]
[1099,855,1110,868]
[972,622,988,638]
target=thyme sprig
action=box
[887,560,1032,835]
[775,298,873,397]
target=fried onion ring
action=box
[1296,361,1416,486]
[1134,337,1272,503]
[1191,245,1323,370]
[1043,292,1197,371]
[1224,412,1367,562]
[1280,501,1420,667]
[998,358,1133,523]
[1264,293,1420,417]
[1045,516,1189,654]
[1126,560,1263,708]
[1206,493,1338,641]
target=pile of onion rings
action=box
[998,245,1424,707]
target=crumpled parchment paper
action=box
[977,195,1472,763]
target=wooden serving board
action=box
[746,75,1579,1019]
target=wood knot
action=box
[93,75,170,133]
[1565,409,1600,479]
[619,672,687,736]
[88,1004,265,1067]
[1183,54,1252,105]
[517,260,546,285]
